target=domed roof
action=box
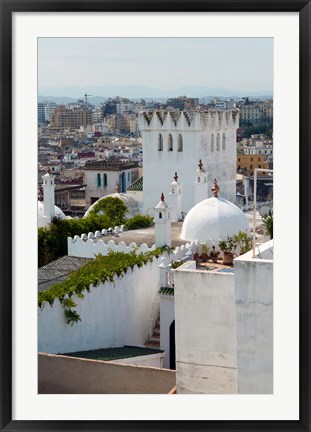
[83,193,141,218]
[180,196,249,245]
[38,201,67,228]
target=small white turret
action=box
[168,172,182,222]
[42,169,56,220]
[194,159,208,204]
[154,193,172,248]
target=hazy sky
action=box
[38,38,273,96]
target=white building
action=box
[139,109,239,215]
[38,163,273,394]
[84,160,140,207]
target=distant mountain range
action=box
[39,85,272,104]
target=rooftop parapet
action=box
[139,109,239,131]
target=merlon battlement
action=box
[139,109,239,130]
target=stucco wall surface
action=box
[112,352,164,368]
[174,265,237,394]
[38,258,162,354]
[38,353,175,394]
[234,241,273,394]
[68,236,153,258]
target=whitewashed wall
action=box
[68,235,197,261]
[139,110,238,214]
[112,352,164,368]
[38,258,162,354]
[39,240,197,355]
[68,236,153,258]
[174,262,237,394]
[234,240,273,394]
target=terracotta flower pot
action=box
[223,252,234,265]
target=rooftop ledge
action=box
[234,239,273,263]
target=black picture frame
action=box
[1,1,310,431]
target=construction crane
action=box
[84,93,93,105]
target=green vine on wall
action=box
[38,247,169,325]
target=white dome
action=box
[83,193,141,218]
[180,196,249,245]
[38,201,67,228]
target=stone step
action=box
[144,341,160,349]
[153,328,160,337]
[148,336,160,344]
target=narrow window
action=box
[216,133,220,151]
[158,133,163,151]
[211,134,215,152]
[222,133,226,150]
[177,134,183,152]
[97,173,101,187]
[159,212,162,219]
[168,134,173,151]
[103,173,107,188]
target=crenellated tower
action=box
[139,109,239,215]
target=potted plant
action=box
[200,243,209,262]
[193,247,200,263]
[218,236,237,265]
[233,231,253,255]
[209,245,220,263]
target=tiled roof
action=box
[62,345,164,361]
[38,255,92,292]
[159,287,174,297]
[84,160,139,171]
[127,176,143,191]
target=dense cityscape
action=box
[38,94,273,216]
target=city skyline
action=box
[38,37,273,98]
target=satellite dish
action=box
[259,205,271,217]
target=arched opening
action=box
[168,134,173,151]
[159,212,162,219]
[216,133,220,151]
[222,133,226,150]
[97,173,101,187]
[103,173,107,188]
[169,320,176,370]
[158,133,163,151]
[177,134,183,152]
[211,134,215,152]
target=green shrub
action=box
[38,214,115,267]
[89,197,127,225]
[124,215,154,230]
[171,260,182,269]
